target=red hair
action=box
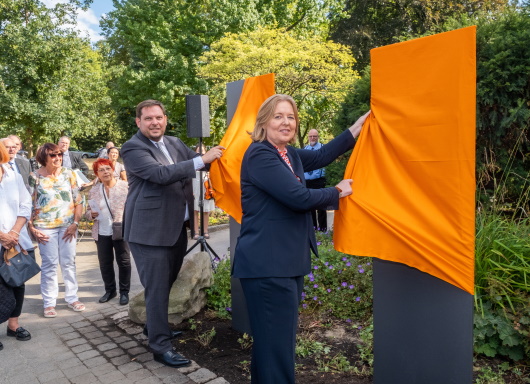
[0,142,9,164]
[92,158,115,174]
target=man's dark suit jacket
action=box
[67,152,89,177]
[232,129,356,279]
[14,157,31,190]
[121,132,199,246]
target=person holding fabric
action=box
[0,144,33,350]
[86,158,131,305]
[27,143,85,318]
[232,94,370,383]
[121,99,224,368]
[192,144,215,239]
[304,129,328,232]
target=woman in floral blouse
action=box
[86,158,130,305]
[28,143,84,318]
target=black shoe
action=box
[143,326,182,339]
[153,350,191,368]
[98,291,117,303]
[119,293,129,305]
[7,326,31,341]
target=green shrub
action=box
[205,259,232,319]
[300,231,373,321]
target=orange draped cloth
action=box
[209,73,275,223]
[334,27,476,294]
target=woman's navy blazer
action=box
[233,129,356,279]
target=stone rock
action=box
[128,251,214,324]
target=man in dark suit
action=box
[121,99,224,368]
[1,137,31,191]
[57,136,89,177]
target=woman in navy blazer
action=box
[233,94,370,383]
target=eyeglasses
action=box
[308,135,318,138]
[48,153,63,158]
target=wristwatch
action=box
[73,221,79,227]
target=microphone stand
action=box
[185,136,220,270]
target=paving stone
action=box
[187,368,217,384]
[78,349,101,360]
[135,352,153,363]
[125,368,152,381]
[30,361,58,374]
[176,361,200,374]
[71,320,91,329]
[66,338,88,347]
[128,346,147,356]
[152,366,192,380]
[70,371,100,384]
[63,364,91,379]
[37,368,66,382]
[97,342,119,352]
[72,343,94,353]
[125,326,143,335]
[78,325,98,334]
[57,356,83,370]
[52,350,77,362]
[142,359,165,370]
[162,375,194,384]
[111,355,132,365]
[92,363,117,377]
[94,319,110,327]
[113,335,132,344]
[86,313,105,322]
[134,377,163,384]
[98,370,127,384]
[119,340,137,349]
[85,330,105,339]
[117,361,143,374]
[106,331,122,338]
[60,331,82,341]
[91,336,112,345]
[205,378,230,384]
[104,348,126,358]
[84,355,108,368]
[55,325,76,335]
[111,311,129,321]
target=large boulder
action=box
[129,251,214,324]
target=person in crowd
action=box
[121,99,224,368]
[57,136,89,177]
[7,135,26,159]
[232,94,370,383]
[192,144,215,240]
[0,144,33,350]
[1,138,31,191]
[28,143,84,318]
[107,147,127,181]
[98,142,115,159]
[304,129,328,232]
[86,159,131,305]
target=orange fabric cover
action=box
[209,73,275,223]
[334,27,476,294]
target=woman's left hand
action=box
[62,224,78,243]
[0,231,18,249]
[349,110,371,138]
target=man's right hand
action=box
[201,146,225,164]
[336,179,353,198]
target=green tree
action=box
[199,27,358,146]
[101,0,348,144]
[331,0,509,71]
[0,0,113,154]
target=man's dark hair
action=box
[136,100,167,118]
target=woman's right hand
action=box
[31,227,50,244]
[336,179,353,198]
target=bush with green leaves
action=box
[300,231,373,321]
[205,259,232,319]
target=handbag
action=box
[0,277,15,323]
[204,173,215,200]
[102,184,123,241]
[0,246,41,287]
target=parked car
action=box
[69,148,97,158]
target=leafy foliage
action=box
[199,27,357,146]
[205,259,232,319]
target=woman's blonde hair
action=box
[0,142,9,164]
[250,94,299,144]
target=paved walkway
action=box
[0,226,231,384]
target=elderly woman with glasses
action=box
[28,143,84,318]
[86,158,131,305]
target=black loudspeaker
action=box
[186,95,210,138]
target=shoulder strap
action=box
[101,184,114,220]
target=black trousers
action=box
[129,226,187,354]
[240,276,304,384]
[10,284,25,318]
[95,235,131,294]
[306,177,328,231]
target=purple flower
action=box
[327,289,331,293]
[349,285,354,289]
[366,262,371,266]
[324,262,329,266]
[318,301,322,304]
[302,304,307,309]
[301,292,306,297]
[317,241,322,246]
[313,284,318,288]
[358,268,365,273]
[346,262,351,267]
[341,282,347,287]
[337,270,342,274]
[342,257,348,261]
[314,266,319,270]
[226,307,232,311]
[313,296,318,301]
[346,319,352,323]
[329,265,333,269]
[355,297,361,302]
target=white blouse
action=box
[0,164,33,249]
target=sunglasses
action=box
[48,153,63,158]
